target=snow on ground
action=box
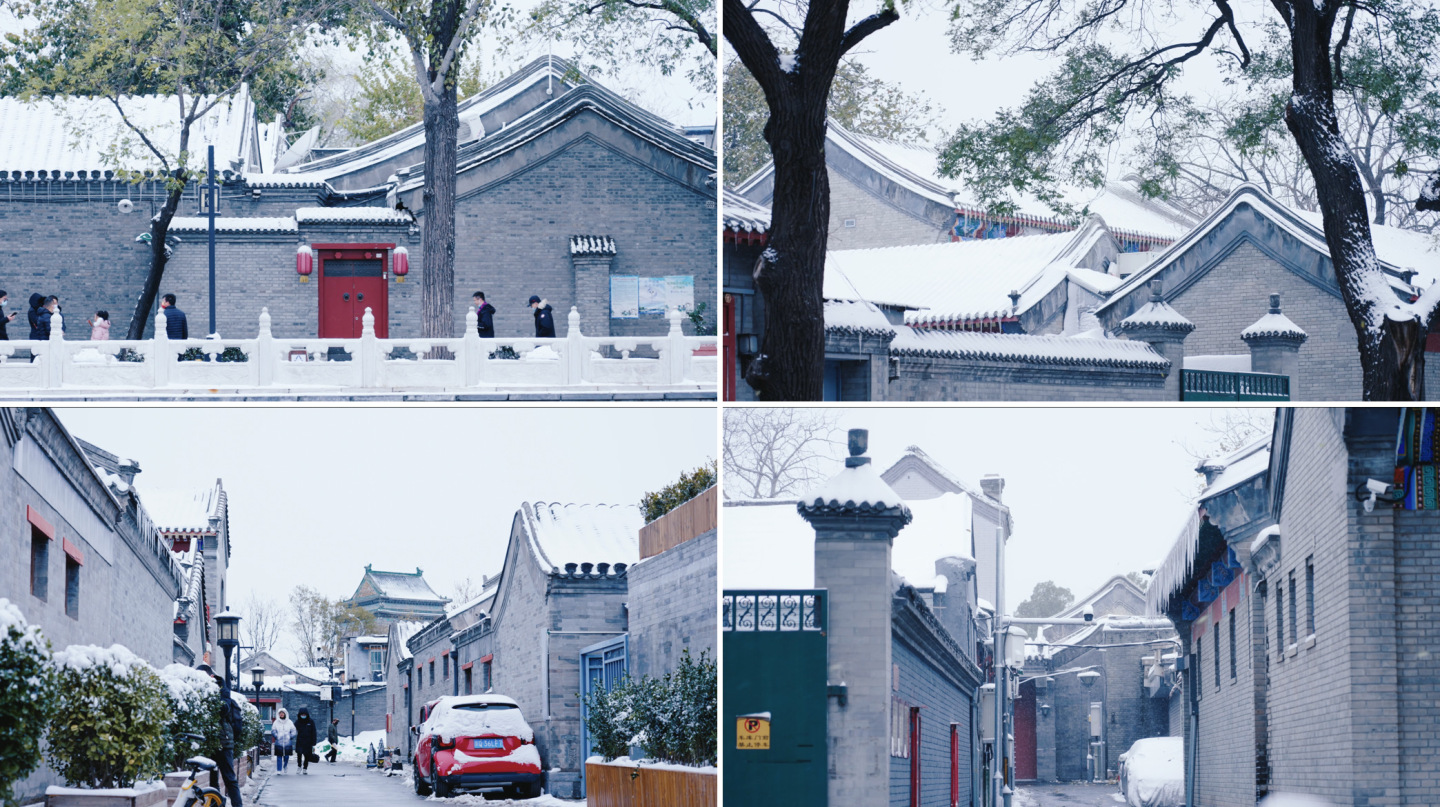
[317,730,389,764]
[1011,787,1041,807]
[424,795,579,806]
[1258,795,1338,807]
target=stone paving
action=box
[1014,782,1129,807]
[253,758,579,807]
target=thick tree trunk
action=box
[748,96,831,401]
[421,87,459,339]
[1283,2,1427,400]
[126,177,186,340]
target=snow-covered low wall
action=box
[0,307,716,396]
[584,759,716,807]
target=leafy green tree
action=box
[352,0,490,340]
[337,48,490,144]
[723,57,942,182]
[0,600,53,807]
[1014,581,1074,638]
[937,0,1440,400]
[511,0,715,93]
[2,0,340,339]
[725,0,905,400]
[1161,15,1440,232]
[640,460,717,523]
[48,645,172,788]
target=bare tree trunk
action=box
[126,177,186,340]
[724,0,897,401]
[421,86,459,339]
[1282,1,1427,400]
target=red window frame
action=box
[910,706,922,807]
[950,722,960,807]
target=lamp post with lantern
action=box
[347,676,359,741]
[214,611,241,698]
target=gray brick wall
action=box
[889,636,974,807]
[625,529,716,680]
[886,357,1171,401]
[269,685,388,745]
[1162,242,1362,401]
[826,169,950,251]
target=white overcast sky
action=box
[724,407,1273,612]
[55,406,717,665]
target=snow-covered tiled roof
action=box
[723,188,770,233]
[365,568,448,603]
[801,460,911,514]
[825,228,1097,324]
[242,173,333,189]
[168,216,297,233]
[295,207,411,224]
[0,86,256,174]
[890,327,1170,369]
[736,121,1197,241]
[1147,437,1271,614]
[1241,312,1307,341]
[1099,185,1432,315]
[520,502,642,573]
[392,621,425,661]
[141,484,222,533]
[569,235,616,256]
[1120,300,1195,332]
[825,300,897,337]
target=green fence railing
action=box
[1181,369,1290,401]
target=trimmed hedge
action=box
[582,649,717,767]
[48,645,171,788]
[0,600,54,807]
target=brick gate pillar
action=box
[569,235,615,338]
[799,429,912,807]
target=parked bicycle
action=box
[172,733,226,807]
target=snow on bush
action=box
[423,699,535,743]
[48,644,172,789]
[233,692,264,750]
[0,599,54,807]
[582,649,716,767]
[1119,736,1183,807]
[159,664,224,769]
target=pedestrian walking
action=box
[473,292,496,338]
[271,708,296,775]
[0,290,16,340]
[325,719,339,763]
[294,708,317,775]
[196,663,244,807]
[89,311,110,341]
[26,293,44,340]
[529,295,555,338]
[160,294,188,339]
[34,297,58,340]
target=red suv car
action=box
[412,695,543,799]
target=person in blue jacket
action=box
[529,295,556,338]
[161,293,188,339]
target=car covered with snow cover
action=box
[1118,736,1184,807]
[412,694,543,799]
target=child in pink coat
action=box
[88,310,110,341]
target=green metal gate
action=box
[723,590,829,807]
[1180,369,1290,400]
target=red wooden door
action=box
[317,245,391,337]
[723,293,737,401]
[1014,682,1037,780]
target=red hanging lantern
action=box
[393,246,409,282]
[296,244,314,283]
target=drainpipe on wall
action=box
[1185,641,1197,807]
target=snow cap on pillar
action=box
[797,428,913,529]
[1241,293,1308,345]
[1118,280,1195,336]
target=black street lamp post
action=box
[347,677,359,741]
[215,611,241,698]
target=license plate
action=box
[473,739,504,750]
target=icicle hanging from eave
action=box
[1146,507,1203,616]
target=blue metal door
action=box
[579,636,628,794]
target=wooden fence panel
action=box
[585,763,717,807]
[638,486,718,559]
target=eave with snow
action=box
[734,119,1199,253]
